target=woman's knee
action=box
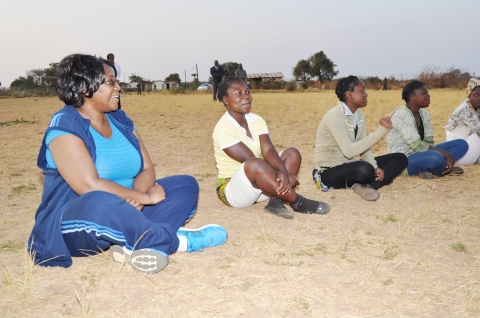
[281,147,302,162]
[355,161,375,181]
[157,175,199,195]
[244,158,270,175]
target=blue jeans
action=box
[407,140,469,176]
[61,175,198,256]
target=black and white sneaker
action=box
[110,245,168,275]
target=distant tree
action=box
[165,73,181,83]
[44,62,58,85]
[10,76,35,89]
[292,59,311,81]
[309,51,338,83]
[129,74,145,83]
[27,69,45,87]
[220,62,239,77]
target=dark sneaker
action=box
[110,245,169,275]
[264,198,294,219]
[289,196,331,215]
[419,171,433,179]
[176,224,228,252]
[352,183,380,201]
[449,166,464,175]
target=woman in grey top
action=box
[444,78,480,164]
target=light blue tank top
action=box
[45,117,141,189]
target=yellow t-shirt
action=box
[213,112,269,179]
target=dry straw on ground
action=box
[0,89,479,317]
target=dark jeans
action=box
[213,82,220,100]
[315,153,408,190]
[407,139,468,176]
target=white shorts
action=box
[225,162,269,208]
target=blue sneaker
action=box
[177,224,228,252]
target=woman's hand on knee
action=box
[288,174,300,188]
[126,198,144,211]
[275,170,291,195]
[374,168,385,181]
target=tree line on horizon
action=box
[0,51,475,97]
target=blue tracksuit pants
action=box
[61,175,198,257]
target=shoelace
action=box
[187,231,208,252]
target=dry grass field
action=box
[0,89,479,317]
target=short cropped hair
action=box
[218,76,245,102]
[335,76,361,102]
[402,80,427,103]
[56,54,115,107]
[107,53,114,60]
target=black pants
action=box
[314,153,407,190]
[213,82,220,100]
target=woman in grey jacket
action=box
[313,76,407,201]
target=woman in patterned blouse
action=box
[387,81,468,179]
[444,78,480,164]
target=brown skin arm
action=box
[222,134,291,195]
[259,134,290,194]
[49,132,165,207]
[428,146,454,174]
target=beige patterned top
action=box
[444,99,480,139]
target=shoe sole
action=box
[177,224,224,232]
[353,184,380,201]
[110,245,168,275]
[314,203,331,215]
[264,205,294,219]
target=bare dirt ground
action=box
[0,90,479,317]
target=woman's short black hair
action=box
[218,76,245,102]
[56,54,115,107]
[335,75,361,102]
[402,80,427,103]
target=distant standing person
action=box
[137,82,142,95]
[107,53,122,109]
[383,77,388,90]
[235,63,247,83]
[210,60,224,101]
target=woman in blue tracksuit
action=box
[28,54,227,274]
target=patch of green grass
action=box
[0,240,25,252]
[383,214,397,223]
[292,250,314,257]
[0,118,38,126]
[10,173,22,176]
[293,297,311,314]
[383,278,394,286]
[383,245,399,260]
[8,182,37,198]
[281,261,304,267]
[451,242,467,252]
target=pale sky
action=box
[0,0,478,87]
